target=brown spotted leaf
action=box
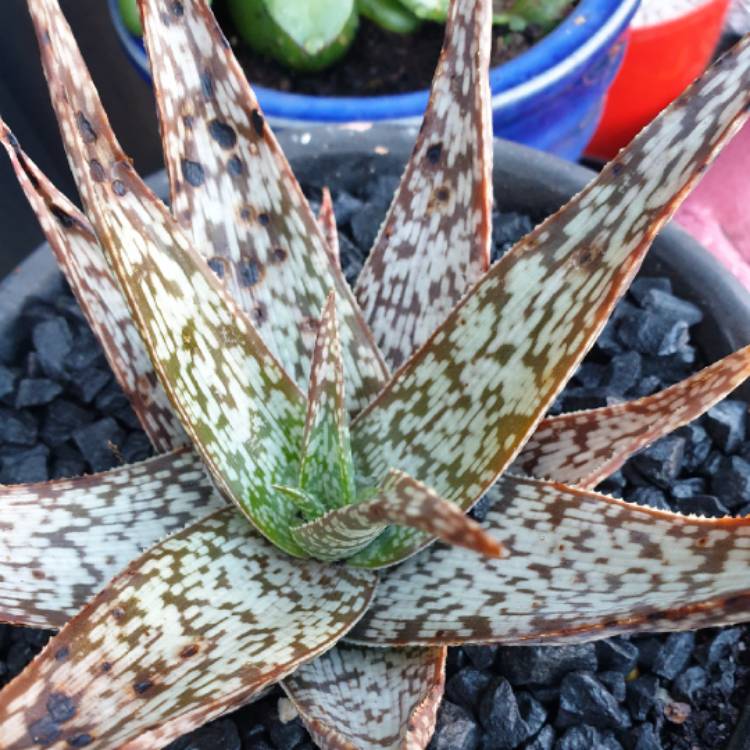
[0,120,185,452]
[348,36,750,568]
[291,469,505,561]
[355,0,493,369]
[318,187,340,267]
[0,449,221,630]
[349,475,750,646]
[283,644,445,750]
[28,0,313,556]
[139,0,388,412]
[516,346,750,488]
[298,292,356,511]
[0,508,377,750]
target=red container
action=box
[587,0,730,159]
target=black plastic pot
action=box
[2,128,750,747]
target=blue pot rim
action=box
[109,0,639,123]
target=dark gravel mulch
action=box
[1,172,748,749]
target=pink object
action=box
[674,121,750,290]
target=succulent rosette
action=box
[0,1,749,748]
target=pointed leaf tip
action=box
[0,118,185,453]
[355,0,493,368]
[300,291,356,511]
[139,0,388,411]
[293,469,506,564]
[518,345,750,488]
[318,187,340,267]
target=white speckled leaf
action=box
[0,449,221,630]
[0,121,185,453]
[516,346,750,488]
[0,508,377,750]
[349,36,750,568]
[318,187,340,268]
[355,0,493,369]
[299,292,356,510]
[292,469,505,562]
[29,0,312,556]
[283,644,445,750]
[139,0,388,412]
[350,475,750,646]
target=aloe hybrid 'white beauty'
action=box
[0,1,749,748]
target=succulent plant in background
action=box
[1,0,750,747]
[119,0,573,71]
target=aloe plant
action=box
[1,0,749,747]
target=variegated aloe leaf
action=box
[0,509,377,750]
[0,449,220,629]
[298,292,356,511]
[291,469,505,561]
[283,644,445,750]
[139,0,388,412]
[0,121,185,453]
[355,0,492,368]
[318,186,340,267]
[350,475,750,647]
[516,345,750,488]
[347,36,750,568]
[29,0,314,556]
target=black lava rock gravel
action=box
[1,174,749,750]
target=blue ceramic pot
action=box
[108,0,639,160]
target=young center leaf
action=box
[291,469,506,561]
[318,187,341,267]
[297,292,357,511]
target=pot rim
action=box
[107,0,638,122]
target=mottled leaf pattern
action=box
[0,121,185,452]
[299,292,356,511]
[349,36,750,568]
[0,449,220,629]
[516,346,750,488]
[139,0,389,412]
[29,0,312,556]
[355,0,492,368]
[0,509,377,750]
[318,187,340,267]
[351,475,750,646]
[284,644,445,750]
[291,469,505,562]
